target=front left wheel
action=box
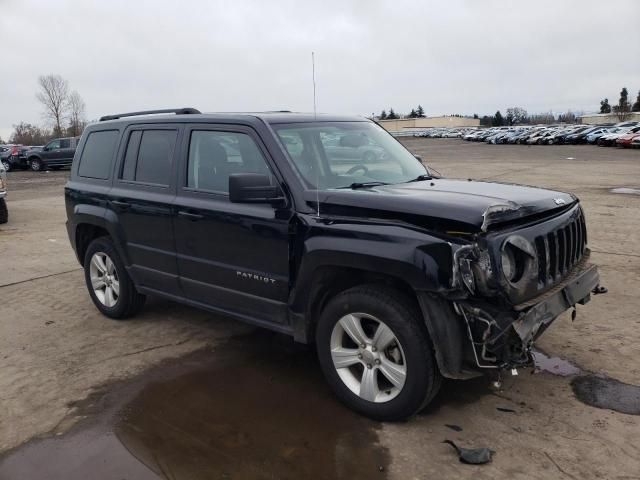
[84,237,145,319]
[316,285,442,421]
[30,159,43,171]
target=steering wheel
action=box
[346,164,369,176]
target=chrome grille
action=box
[535,210,587,287]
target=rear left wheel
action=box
[316,285,441,421]
[84,237,146,319]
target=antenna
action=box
[312,51,320,217]
[312,51,317,120]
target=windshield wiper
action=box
[406,174,433,182]
[338,181,390,189]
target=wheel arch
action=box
[71,207,131,267]
[291,260,472,380]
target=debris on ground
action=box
[443,440,495,464]
[445,424,463,432]
[496,407,516,413]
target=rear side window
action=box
[77,130,119,179]
[60,138,70,148]
[120,129,177,186]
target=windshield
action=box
[274,121,429,190]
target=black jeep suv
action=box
[65,108,601,420]
[28,136,79,171]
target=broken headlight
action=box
[500,236,536,285]
[455,246,493,295]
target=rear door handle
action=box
[111,200,130,209]
[178,211,204,221]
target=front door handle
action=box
[111,200,130,209]
[178,211,204,221]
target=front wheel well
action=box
[75,224,110,264]
[305,266,421,341]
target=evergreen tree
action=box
[492,110,504,126]
[379,110,387,120]
[416,105,425,117]
[599,99,611,114]
[632,90,640,112]
[612,87,632,120]
[408,108,417,118]
[387,108,399,120]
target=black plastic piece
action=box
[99,108,201,122]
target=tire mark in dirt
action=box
[0,268,82,288]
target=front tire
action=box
[316,285,441,421]
[30,158,42,171]
[84,237,145,319]
[1,160,10,172]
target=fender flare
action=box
[71,205,131,266]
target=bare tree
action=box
[10,122,52,145]
[36,74,70,137]
[67,90,87,137]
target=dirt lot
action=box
[1,139,639,479]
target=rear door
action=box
[59,138,75,162]
[173,124,292,325]
[108,124,182,296]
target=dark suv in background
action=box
[65,108,601,420]
[27,136,79,171]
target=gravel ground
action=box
[0,139,639,479]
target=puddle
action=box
[531,350,582,376]
[610,187,640,195]
[0,332,390,479]
[571,375,640,415]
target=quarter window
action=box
[60,138,71,148]
[187,130,272,193]
[77,130,119,180]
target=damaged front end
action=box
[450,203,602,371]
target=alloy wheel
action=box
[330,313,407,403]
[89,252,120,308]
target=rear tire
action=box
[0,199,8,224]
[84,236,146,319]
[316,285,441,421]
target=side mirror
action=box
[43,146,49,151]
[414,154,422,162]
[229,173,284,204]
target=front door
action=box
[42,139,63,161]
[173,125,292,325]
[107,125,182,296]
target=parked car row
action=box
[394,121,640,148]
[463,122,640,147]
[0,136,80,172]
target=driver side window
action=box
[47,140,61,150]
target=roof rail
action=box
[99,108,201,122]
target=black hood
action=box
[305,178,576,233]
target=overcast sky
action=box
[1,0,639,141]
